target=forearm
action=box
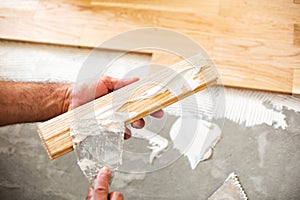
[0,81,71,126]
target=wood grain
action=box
[295,24,300,46]
[38,63,217,159]
[293,69,300,94]
[219,0,300,24]
[91,0,220,14]
[211,38,299,93]
[0,0,299,94]
[0,0,296,46]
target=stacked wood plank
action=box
[0,0,299,94]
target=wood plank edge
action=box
[39,77,217,159]
[37,127,56,160]
[0,37,152,55]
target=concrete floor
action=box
[0,108,299,200]
[0,41,299,199]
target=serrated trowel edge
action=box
[226,172,248,200]
[208,172,248,200]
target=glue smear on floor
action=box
[153,86,300,170]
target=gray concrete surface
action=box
[1,41,299,199]
[0,108,299,200]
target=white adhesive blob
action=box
[162,87,300,170]
[131,128,169,164]
[169,116,221,169]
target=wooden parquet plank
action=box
[0,0,299,94]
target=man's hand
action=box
[65,76,164,139]
[0,76,163,128]
[86,167,123,200]
[66,76,140,110]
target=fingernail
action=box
[100,166,110,175]
[88,188,93,196]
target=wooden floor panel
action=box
[219,0,300,24]
[91,0,220,14]
[295,24,300,46]
[0,0,299,94]
[293,69,300,94]
[212,38,300,69]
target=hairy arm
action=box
[0,77,163,129]
[0,81,70,126]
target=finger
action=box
[124,127,131,140]
[109,192,124,200]
[150,109,164,118]
[85,188,93,200]
[102,76,139,91]
[114,77,139,90]
[93,167,111,200]
[131,119,145,129]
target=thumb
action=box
[93,167,111,200]
[115,77,139,90]
[102,76,139,91]
[85,188,93,200]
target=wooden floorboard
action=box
[295,24,300,46]
[293,69,300,94]
[0,0,299,94]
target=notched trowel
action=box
[208,172,248,200]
